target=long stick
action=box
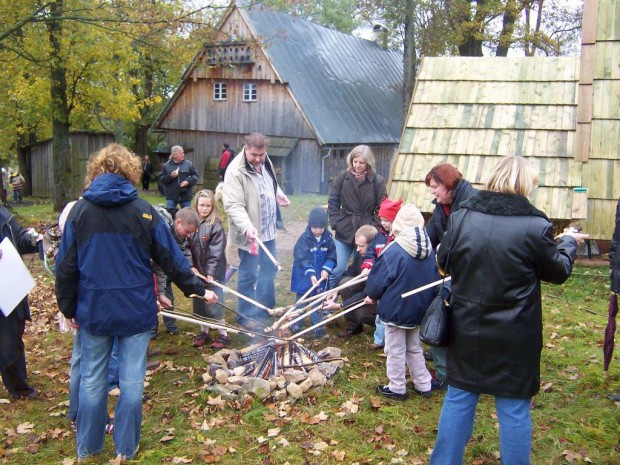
[270,276,326,331]
[295,274,367,307]
[279,300,326,331]
[207,280,273,314]
[290,300,367,339]
[254,236,283,271]
[401,276,451,298]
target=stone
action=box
[317,347,342,359]
[202,372,213,384]
[283,369,308,384]
[206,352,229,368]
[215,369,229,384]
[238,377,272,400]
[232,366,247,376]
[227,375,246,385]
[273,389,288,401]
[227,350,242,368]
[316,362,340,379]
[286,382,303,399]
[308,367,327,386]
[206,383,237,401]
[224,383,242,392]
[299,378,313,393]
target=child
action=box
[366,204,440,401]
[290,207,337,338]
[189,190,230,349]
[361,198,402,350]
[9,172,25,203]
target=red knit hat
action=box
[378,198,403,222]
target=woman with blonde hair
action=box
[327,145,387,306]
[189,189,229,348]
[430,156,587,465]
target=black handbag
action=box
[420,286,451,347]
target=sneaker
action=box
[431,379,447,391]
[414,388,433,399]
[377,385,406,401]
[167,327,179,336]
[369,343,384,351]
[150,331,158,340]
[337,327,362,339]
[193,331,211,348]
[210,334,232,349]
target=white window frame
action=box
[243,83,257,102]
[213,82,227,101]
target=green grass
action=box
[2,194,619,464]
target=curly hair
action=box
[85,144,141,187]
[347,145,376,173]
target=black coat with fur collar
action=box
[437,191,576,398]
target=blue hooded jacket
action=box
[55,173,204,336]
[290,226,336,295]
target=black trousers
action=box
[339,277,377,331]
[0,316,33,398]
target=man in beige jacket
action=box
[222,133,290,330]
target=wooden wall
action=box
[30,133,114,199]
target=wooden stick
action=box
[254,236,283,271]
[400,276,451,298]
[290,301,367,339]
[295,273,367,307]
[269,276,326,331]
[206,280,273,313]
[279,300,326,331]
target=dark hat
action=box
[308,206,328,228]
[378,198,403,222]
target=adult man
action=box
[159,145,199,212]
[223,133,290,329]
[217,143,235,181]
[0,205,41,399]
[141,155,153,191]
[55,143,217,462]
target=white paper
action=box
[0,237,36,317]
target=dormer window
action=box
[243,83,257,102]
[214,82,227,101]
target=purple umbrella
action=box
[604,293,618,372]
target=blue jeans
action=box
[430,386,532,465]
[69,333,118,422]
[328,239,356,289]
[290,293,325,337]
[165,198,191,210]
[77,330,150,459]
[373,315,385,346]
[237,239,277,325]
[431,346,447,382]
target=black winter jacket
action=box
[426,178,477,248]
[609,198,620,293]
[328,170,387,244]
[159,158,199,203]
[437,191,576,398]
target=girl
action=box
[189,190,230,348]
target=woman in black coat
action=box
[327,145,386,289]
[430,156,587,465]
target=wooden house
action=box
[389,0,619,241]
[152,3,404,194]
[29,132,114,198]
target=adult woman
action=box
[327,145,387,289]
[424,163,477,390]
[425,163,477,248]
[430,156,587,465]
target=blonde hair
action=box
[355,224,378,243]
[485,156,539,197]
[193,189,221,225]
[347,145,375,173]
[85,144,141,187]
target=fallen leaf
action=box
[207,395,227,410]
[267,427,280,437]
[313,441,329,451]
[0,399,11,404]
[16,422,34,434]
[159,435,175,443]
[562,449,583,462]
[172,457,192,464]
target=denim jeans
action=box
[431,346,447,382]
[430,386,532,465]
[328,239,356,289]
[68,332,118,422]
[165,198,191,210]
[290,293,325,337]
[373,315,385,346]
[76,329,150,459]
[236,239,277,325]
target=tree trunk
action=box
[402,0,417,114]
[133,54,154,157]
[48,0,73,212]
[496,0,522,56]
[16,130,37,197]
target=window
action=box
[243,83,257,102]
[213,82,227,101]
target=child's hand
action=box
[320,270,329,281]
[310,275,318,286]
[359,268,370,277]
[364,296,375,305]
[206,274,214,283]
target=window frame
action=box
[213,82,227,101]
[242,82,258,102]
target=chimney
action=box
[373,23,389,49]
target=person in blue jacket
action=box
[0,206,41,399]
[365,203,440,401]
[290,207,336,337]
[55,144,217,462]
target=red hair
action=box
[424,163,462,192]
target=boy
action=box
[361,198,402,350]
[290,207,336,337]
[151,207,201,338]
[366,204,439,401]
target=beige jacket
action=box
[222,148,282,252]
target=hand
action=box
[171,169,179,178]
[206,275,214,283]
[323,298,341,311]
[245,227,258,240]
[203,290,218,303]
[310,275,318,286]
[277,193,290,207]
[179,180,189,188]
[68,318,79,329]
[158,294,173,309]
[359,268,370,277]
[320,270,329,281]
[364,296,375,305]
[556,227,589,244]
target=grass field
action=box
[1,194,619,464]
